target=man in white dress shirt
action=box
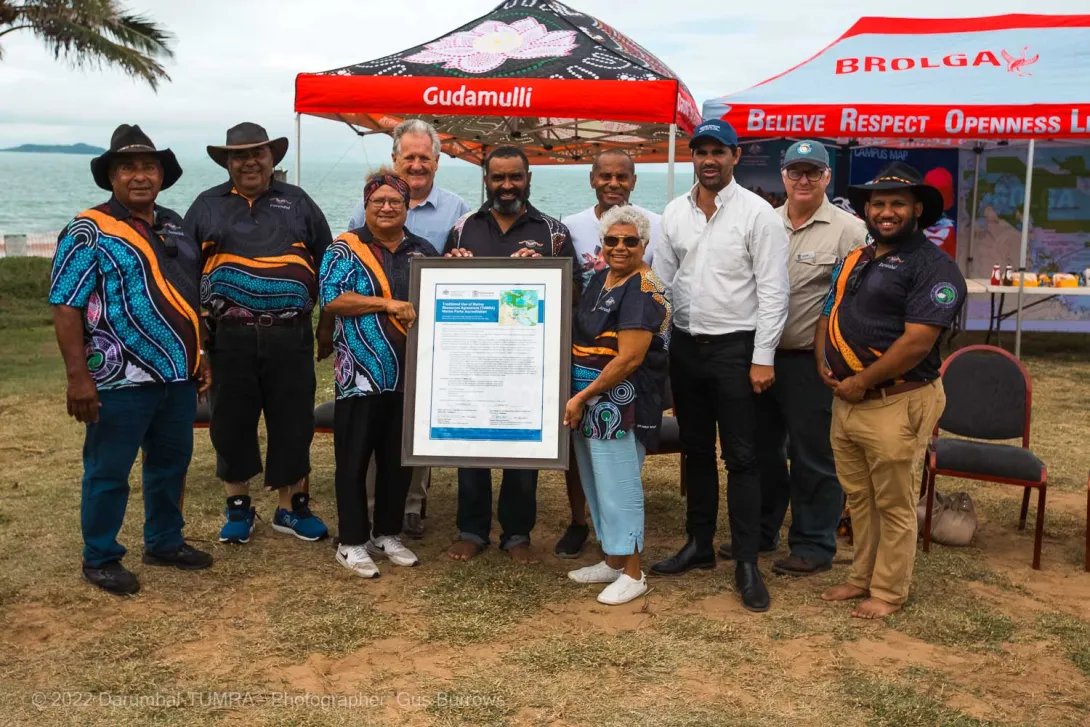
[553,149,661,559]
[650,119,790,613]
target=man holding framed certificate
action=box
[429,146,580,565]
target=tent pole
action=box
[1014,138,1035,359]
[966,145,983,275]
[666,123,677,202]
[294,113,301,186]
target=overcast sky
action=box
[0,0,1085,168]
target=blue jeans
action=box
[572,432,646,556]
[81,382,196,568]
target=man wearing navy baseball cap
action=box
[740,140,867,580]
[650,119,791,613]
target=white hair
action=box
[392,119,441,159]
[599,205,650,246]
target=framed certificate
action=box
[402,257,573,470]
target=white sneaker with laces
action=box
[336,545,380,579]
[367,535,420,567]
[597,572,648,605]
[568,560,623,584]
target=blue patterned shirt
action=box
[49,198,202,390]
[319,226,437,398]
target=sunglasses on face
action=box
[603,235,641,249]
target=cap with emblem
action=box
[781,140,829,169]
[689,119,738,149]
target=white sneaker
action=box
[367,535,420,567]
[597,572,648,605]
[336,545,380,579]
[568,560,623,584]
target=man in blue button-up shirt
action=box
[347,120,470,252]
[349,119,470,539]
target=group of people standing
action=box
[52,116,965,618]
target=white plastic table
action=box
[967,279,1090,345]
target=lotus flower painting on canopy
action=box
[405,18,578,74]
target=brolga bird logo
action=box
[1001,46,1039,76]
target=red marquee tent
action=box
[294,0,700,178]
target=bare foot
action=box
[821,583,869,602]
[851,597,901,619]
[447,540,484,562]
[507,542,538,565]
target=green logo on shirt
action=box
[931,283,958,307]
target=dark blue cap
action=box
[689,119,738,148]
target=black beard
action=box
[487,186,530,216]
[867,217,918,246]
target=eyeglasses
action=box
[367,197,406,210]
[603,235,642,249]
[785,168,825,182]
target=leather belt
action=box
[216,313,302,328]
[862,380,929,401]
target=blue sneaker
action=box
[220,495,256,544]
[271,492,328,542]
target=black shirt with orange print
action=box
[183,180,332,320]
[821,231,966,386]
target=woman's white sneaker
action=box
[336,544,379,579]
[367,535,420,567]
[597,572,647,605]
[568,560,623,584]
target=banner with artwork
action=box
[959,144,1090,332]
[847,146,960,259]
[733,140,840,208]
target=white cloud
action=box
[0,0,1085,166]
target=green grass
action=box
[0,256,52,329]
[1037,613,1090,678]
[838,668,1013,727]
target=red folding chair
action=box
[922,345,1047,569]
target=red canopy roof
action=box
[703,14,1090,145]
[295,1,700,164]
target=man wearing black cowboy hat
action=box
[50,124,213,595]
[184,122,334,545]
[815,161,966,619]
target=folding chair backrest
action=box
[938,346,1029,441]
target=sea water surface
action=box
[0,151,683,236]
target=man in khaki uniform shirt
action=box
[726,140,866,576]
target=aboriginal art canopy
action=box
[294,0,701,164]
[702,15,1090,145]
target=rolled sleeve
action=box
[751,207,790,365]
[48,221,98,308]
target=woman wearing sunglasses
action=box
[563,206,672,605]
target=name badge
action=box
[796,252,816,262]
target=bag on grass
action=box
[916,490,978,547]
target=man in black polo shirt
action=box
[815,162,966,619]
[443,145,579,565]
[184,122,334,545]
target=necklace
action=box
[594,269,639,309]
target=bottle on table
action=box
[1004,265,1014,286]
[990,264,1002,286]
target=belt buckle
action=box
[256,313,275,327]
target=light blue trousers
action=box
[572,431,646,556]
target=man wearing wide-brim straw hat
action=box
[51,124,213,595]
[184,122,334,546]
[815,161,966,619]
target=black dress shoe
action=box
[717,541,779,560]
[771,554,832,576]
[142,543,213,571]
[735,562,770,613]
[403,512,425,540]
[553,523,589,559]
[82,561,140,596]
[650,536,716,575]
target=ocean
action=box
[0,151,684,236]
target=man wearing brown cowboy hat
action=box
[50,124,213,595]
[815,161,966,619]
[184,122,334,545]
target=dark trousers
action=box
[457,469,538,549]
[333,393,411,544]
[756,350,843,565]
[81,382,196,568]
[670,329,761,563]
[208,319,315,488]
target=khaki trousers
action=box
[831,380,945,605]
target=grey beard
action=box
[492,196,526,216]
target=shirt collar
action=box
[358,224,427,254]
[413,184,441,210]
[779,196,834,230]
[686,178,737,209]
[106,196,160,225]
[222,178,283,199]
[473,201,543,222]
